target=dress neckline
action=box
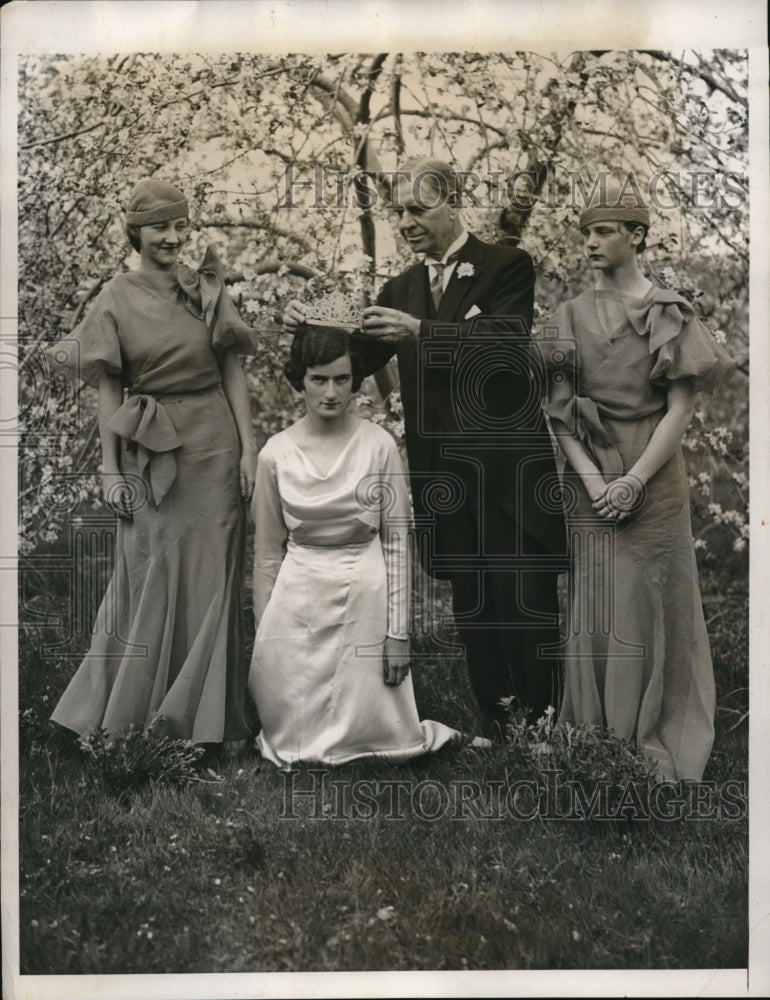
[592,284,653,304]
[592,284,656,342]
[123,267,180,291]
[285,419,364,480]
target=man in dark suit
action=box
[286,158,566,735]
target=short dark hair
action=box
[126,224,142,253]
[284,327,366,393]
[621,221,648,253]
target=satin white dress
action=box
[248,418,459,767]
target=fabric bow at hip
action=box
[107,394,182,506]
[546,394,624,481]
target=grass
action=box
[17,581,749,974]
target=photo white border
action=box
[2,2,767,997]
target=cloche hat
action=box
[125,179,189,226]
[578,176,650,230]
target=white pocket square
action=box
[464,304,482,319]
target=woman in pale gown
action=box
[539,194,735,781]
[47,180,256,749]
[248,326,462,768]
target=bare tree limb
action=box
[308,72,360,127]
[20,64,294,152]
[391,54,405,157]
[358,53,388,128]
[19,119,104,152]
[640,50,747,108]
[374,105,508,138]
[198,219,313,252]
[251,260,322,280]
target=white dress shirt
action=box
[425,230,469,293]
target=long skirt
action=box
[559,445,715,781]
[51,385,249,743]
[250,535,458,767]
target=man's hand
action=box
[383,636,410,686]
[362,306,420,343]
[281,299,306,333]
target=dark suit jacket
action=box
[356,233,567,562]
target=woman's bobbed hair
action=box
[622,221,648,253]
[284,327,366,393]
[126,224,142,253]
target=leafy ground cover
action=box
[17,580,748,974]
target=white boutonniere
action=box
[457,262,475,279]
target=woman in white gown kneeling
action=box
[248,326,460,767]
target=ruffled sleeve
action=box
[177,246,256,356]
[44,281,123,388]
[627,286,736,393]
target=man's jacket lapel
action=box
[436,234,486,323]
[404,264,433,321]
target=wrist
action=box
[581,472,603,496]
